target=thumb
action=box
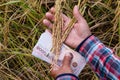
[62,53,73,67]
[73,5,83,22]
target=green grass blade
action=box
[0,0,21,6]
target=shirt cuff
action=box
[75,35,103,61]
[55,73,79,80]
[75,35,92,52]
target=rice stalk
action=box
[52,0,63,63]
[112,0,120,30]
[52,0,88,63]
[111,0,120,54]
[62,0,88,43]
[3,5,9,48]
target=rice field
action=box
[0,0,120,80]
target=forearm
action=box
[76,35,120,79]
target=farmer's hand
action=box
[50,53,73,78]
[43,5,91,48]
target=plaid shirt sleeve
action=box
[56,73,79,80]
[76,35,120,80]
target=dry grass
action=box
[0,0,120,80]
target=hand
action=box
[43,5,91,48]
[50,53,73,78]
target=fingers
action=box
[51,64,59,71]
[46,7,54,21]
[46,12,54,21]
[50,64,59,78]
[62,14,70,22]
[50,7,69,22]
[43,7,70,30]
[50,7,55,13]
[43,7,54,28]
[46,9,70,22]
[73,5,83,22]
[43,19,53,28]
[62,53,73,68]
[43,8,54,29]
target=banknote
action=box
[32,30,86,76]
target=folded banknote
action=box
[32,30,86,76]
